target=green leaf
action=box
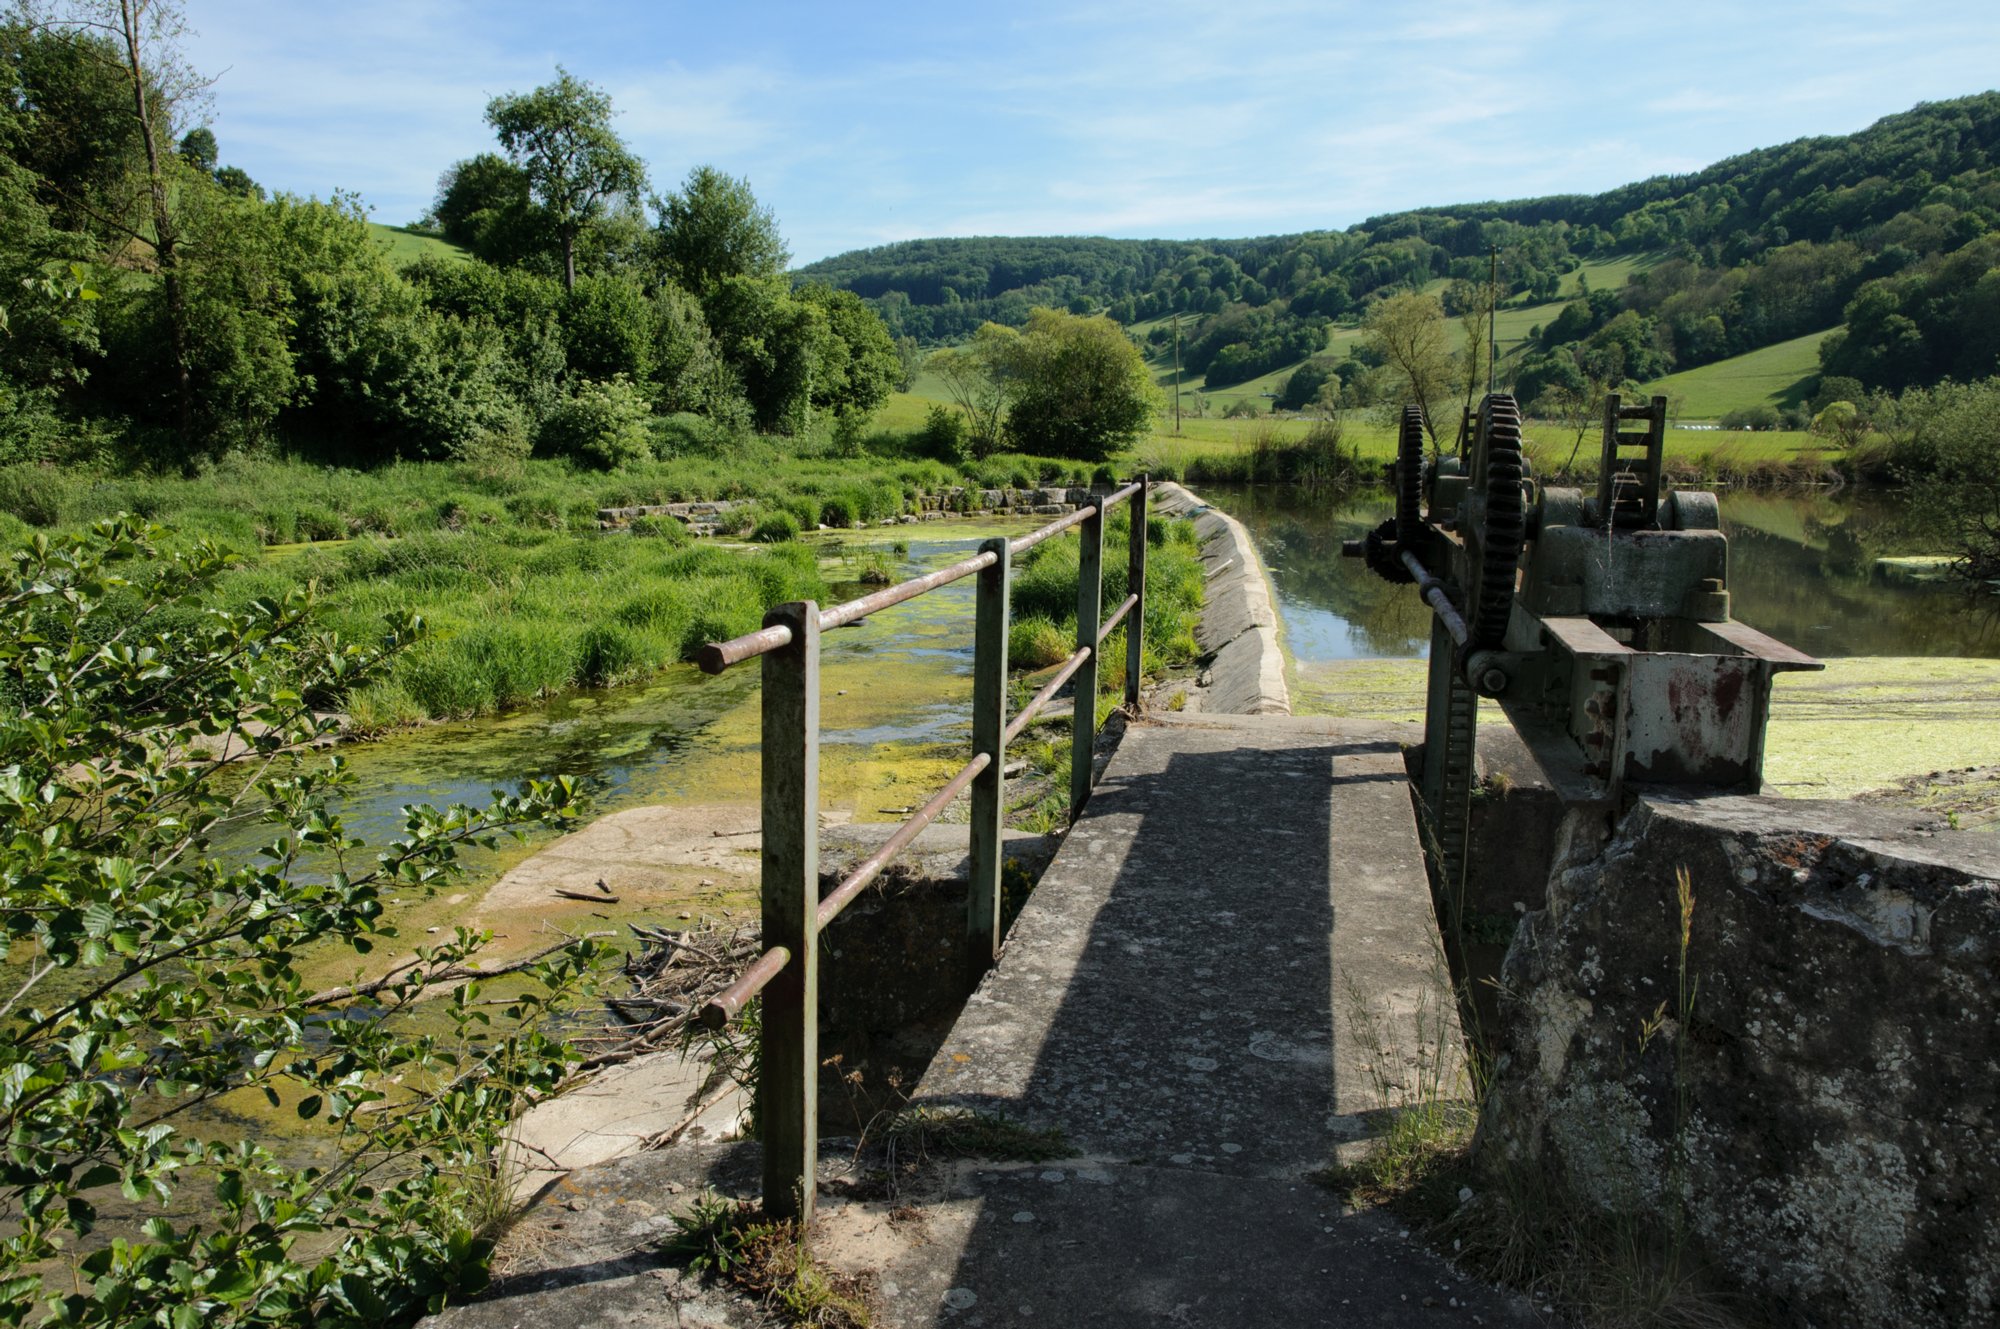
[296,1095,322,1121]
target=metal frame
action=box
[694,478,1150,1221]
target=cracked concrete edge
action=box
[1152,481,1291,717]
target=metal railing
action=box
[691,477,1150,1220]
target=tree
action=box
[1362,290,1454,450]
[0,516,607,1323]
[1004,307,1157,461]
[1449,276,1498,440]
[174,122,211,171]
[653,165,788,298]
[426,151,533,255]
[484,68,645,292]
[927,321,1019,453]
[796,283,900,426]
[16,0,212,450]
[701,274,829,434]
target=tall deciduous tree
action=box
[654,165,789,298]
[14,0,209,449]
[1005,307,1157,461]
[926,321,1020,454]
[484,68,645,292]
[1362,290,1455,450]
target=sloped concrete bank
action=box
[1151,481,1290,716]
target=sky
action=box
[179,0,2000,266]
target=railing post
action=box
[1125,476,1148,708]
[759,600,819,1222]
[968,538,1010,972]
[1071,501,1103,821]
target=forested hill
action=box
[797,93,2000,400]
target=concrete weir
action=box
[428,484,1541,1327]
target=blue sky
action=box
[182,1,2000,265]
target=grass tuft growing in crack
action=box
[664,1190,872,1327]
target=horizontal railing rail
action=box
[692,477,1149,1221]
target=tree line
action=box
[801,94,2000,410]
[0,8,902,471]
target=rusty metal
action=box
[817,752,991,932]
[1466,394,1525,649]
[1005,646,1093,746]
[703,487,1146,675]
[819,548,1000,633]
[1098,592,1139,645]
[700,945,791,1028]
[1355,392,1821,821]
[1007,482,1141,557]
[1399,549,1469,647]
[697,478,1156,1222]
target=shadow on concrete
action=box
[884,716,1529,1326]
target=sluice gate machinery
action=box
[1344,392,1823,888]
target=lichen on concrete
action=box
[1481,793,2000,1327]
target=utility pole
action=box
[1488,244,1499,394]
[1173,312,1183,435]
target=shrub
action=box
[1718,405,1781,431]
[575,622,650,686]
[1009,616,1071,669]
[751,510,802,543]
[629,514,691,543]
[819,493,861,528]
[0,517,609,1323]
[538,376,654,470]
[1223,398,1262,419]
[920,403,971,463]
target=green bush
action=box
[538,376,654,470]
[575,622,650,686]
[628,514,691,542]
[1009,616,1071,669]
[0,517,609,1324]
[752,510,802,542]
[921,404,970,463]
[819,493,861,528]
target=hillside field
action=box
[367,222,470,266]
[1639,328,1835,419]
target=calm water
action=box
[1202,484,2000,662]
[210,520,1032,864]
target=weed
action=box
[878,1106,1073,1167]
[681,996,763,1139]
[664,1193,872,1327]
[665,1189,761,1277]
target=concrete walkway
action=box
[871,712,1540,1327]
[425,711,1544,1328]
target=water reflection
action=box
[1202,484,2000,663]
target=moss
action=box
[1290,655,2000,802]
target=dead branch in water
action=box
[303,932,615,1008]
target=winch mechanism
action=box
[1345,392,1823,888]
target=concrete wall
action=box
[1480,794,2000,1327]
[1152,482,1289,716]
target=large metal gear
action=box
[1467,394,1525,649]
[1394,403,1426,544]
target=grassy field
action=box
[872,384,1836,487]
[1120,253,1671,420]
[367,222,472,267]
[1639,327,1835,419]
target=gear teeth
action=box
[1396,404,1427,542]
[1471,393,1526,649]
